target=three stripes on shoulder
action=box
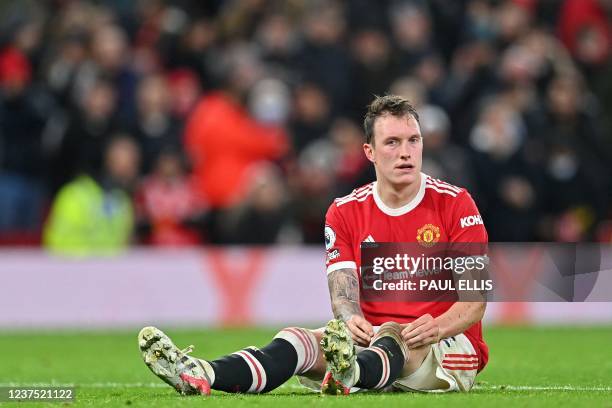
[334,177,463,208]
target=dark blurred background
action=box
[0,0,610,255]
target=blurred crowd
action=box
[0,0,610,254]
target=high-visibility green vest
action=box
[43,175,133,256]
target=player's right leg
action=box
[138,325,325,395]
[320,319,409,395]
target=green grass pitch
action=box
[0,326,610,407]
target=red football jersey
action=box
[324,173,489,370]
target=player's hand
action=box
[401,314,441,348]
[346,315,374,346]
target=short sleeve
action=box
[324,202,357,274]
[448,190,488,243]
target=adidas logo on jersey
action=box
[460,215,483,228]
[363,235,375,243]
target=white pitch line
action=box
[0,382,166,388]
[475,385,612,392]
[0,383,610,392]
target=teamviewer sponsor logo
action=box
[460,215,483,228]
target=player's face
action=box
[364,114,423,187]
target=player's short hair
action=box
[363,95,420,145]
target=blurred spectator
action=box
[463,0,497,43]
[248,77,291,126]
[218,163,290,244]
[296,1,352,115]
[495,0,532,48]
[43,135,140,256]
[412,51,450,107]
[0,46,52,233]
[390,2,434,72]
[131,2,189,76]
[166,18,217,89]
[49,77,119,193]
[444,39,497,139]
[420,105,477,192]
[135,148,204,246]
[131,73,181,174]
[255,11,300,70]
[554,206,595,242]
[495,29,568,127]
[470,99,543,240]
[390,76,427,109]
[349,27,397,121]
[557,0,612,140]
[45,33,88,105]
[166,68,201,120]
[536,73,610,239]
[217,0,271,41]
[329,117,372,196]
[289,82,332,153]
[292,138,337,243]
[72,23,138,123]
[183,45,289,240]
[557,0,610,66]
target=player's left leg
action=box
[138,326,326,395]
[203,326,326,393]
[138,326,212,395]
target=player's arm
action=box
[327,268,374,346]
[401,302,486,348]
[436,301,486,339]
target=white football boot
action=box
[138,326,212,396]
[320,319,359,395]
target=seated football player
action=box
[138,95,488,395]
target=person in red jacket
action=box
[183,51,288,211]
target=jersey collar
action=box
[373,173,427,216]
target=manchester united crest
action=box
[417,224,440,247]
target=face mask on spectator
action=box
[248,78,290,125]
